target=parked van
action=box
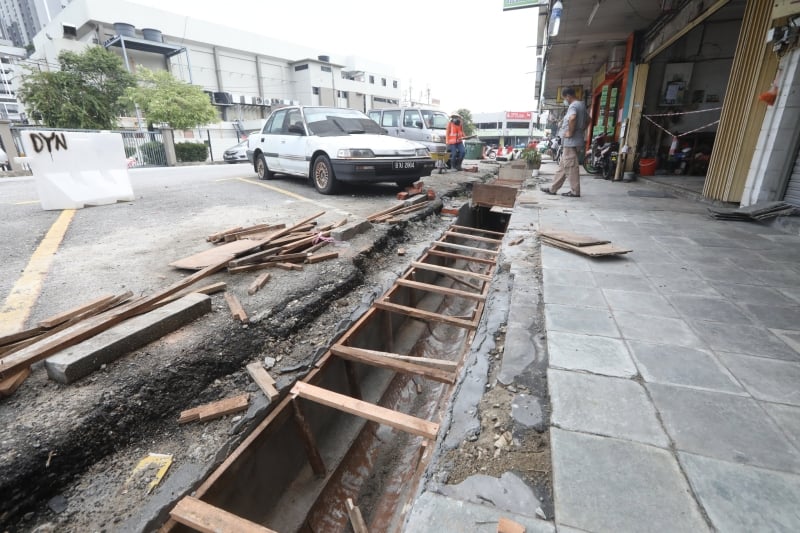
[367,107,450,154]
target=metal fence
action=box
[10,127,168,169]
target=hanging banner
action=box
[503,0,548,11]
[506,111,533,120]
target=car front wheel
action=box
[312,155,339,194]
[255,153,275,180]
[396,177,417,188]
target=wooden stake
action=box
[223,292,248,323]
[343,360,362,400]
[247,273,271,295]
[179,394,250,424]
[246,362,279,401]
[346,498,370,533]
[291,398,327,478]
[306,251,339,264]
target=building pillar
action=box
[0,119,21,171]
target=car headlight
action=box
[415,148,430,157]
[337,148,375,158]
[431,134,444,143]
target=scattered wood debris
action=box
[345,498,369,533]
[368,201,432,223]
[539,229,632,257]
[306,251,338,264]
[246,362,279,401]
[397,247,406,256]
[508,236,525,246]
[178,393,250,424]
[707,201,797,221]
[248,273,270,295]
[223,292,248,323]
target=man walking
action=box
[541,87,588,197]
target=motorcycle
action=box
[600,140,620,180]
[583,134,618,179]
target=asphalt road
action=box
[0,163,449,335]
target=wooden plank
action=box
[247,273,271,295]
[246,362,279,401]
[367,202,405,221]
[541,237,632,257]
[0,258,230,381]
[206,226,243,243]
[425,249,497,266]
[0,326,44,348]
[497,517,526,533]
[196,394,250,422]
[291,399,326,477]
[472,183,518,208]
[223,292,248,323]
[292,381,439,440]
[411,261,491,281]
[508,236,525,246]
[332,346,457,372]
[227,262,273,274]
[346,498,370,533]
[438,271,483,292]
[330,344,455,384]
[280,232,330,253]
[430,241,499,255]
[538,230,610,247]
[222,223,284,242]
[450,224,505,237]
[169,239,261,270]
[38,293,117,328]
[259,211,325,243]
[227,246,280,268]
[0,367,31,398]
[170,496,278,533]
[304,241,329,255]
[275,262,303,271]
[444,230,503,244]
[395,278,486,302]
[374,300,476,330]
[306,251,339,264]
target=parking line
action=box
[235,177,352,217]
[0,209,75,335]
[14,201,40,205]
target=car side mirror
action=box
[415,121,422,129]
[288,124,305,135]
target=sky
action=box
[128,0,542,114]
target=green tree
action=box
[18,47,136,129]
[123,69,218,129]
[455,108,475,136]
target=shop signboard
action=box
[502,0,548,11]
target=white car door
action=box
[279,108,310,176]
[380,110,401,138]
[258,109,289,171]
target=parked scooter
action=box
[600,140,620,180]
[583,134,606,174]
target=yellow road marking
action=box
[0,209,75,335]
[236,177,352,217]
[214,178,238,182]
[14,201,39,205]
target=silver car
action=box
[223,140,248,163]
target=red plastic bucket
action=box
[639,158,657,176]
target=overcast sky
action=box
[128,0,541,114]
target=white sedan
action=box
[246,106,435,194]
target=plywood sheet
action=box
[541,237,631,257]
[538,230,610,247]
[169,240,259,270]
[472,184,519,208]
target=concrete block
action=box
[331,219,372,242]
[45,293,212,384]
[434,472,542,518]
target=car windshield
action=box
[304,107,384,136]
[422,111,449,129]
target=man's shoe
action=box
[561,191,580,197]
[540,187,556,195]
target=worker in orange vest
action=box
[446,113,466,171]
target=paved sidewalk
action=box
[536,162,800,532]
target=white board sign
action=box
[20,130,135,210]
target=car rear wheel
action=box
[255,153,275,180]
[312,155,339,194]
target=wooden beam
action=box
[247,273,271,295]
[330,344,456,384]
[411,261,491,281]
[444,230,502,244]
[207,226,243,243]
[291,398,327,478]
[425,249,497,266]
[374,300,476,330]
[430,241,499,255]
[246,362,279,401]
[170,496,278,533]
[306,251,338,264]
[346,498,370,533]
[223,223,284,242]
[179,394,250,424]
[227,262,273,274]
[0,367,31,398]
[292,381,439,440]
[331,346,457,372]
[38,293,117,328]
[0,258,230,381]
[275,262,303,271]
[395,278,485,302]
[450,224,505,237]
[367,202,405,221]
[224,292,248,323]
[438,271,483,292]
[228,246,280,268]
[0,326,45,348]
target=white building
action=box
[0,38,27,121]
[29,0,403,126]
[473,110,547,147]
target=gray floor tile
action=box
[603,289,678,318]
[759,248,800,262]
[549,369,668,446]
[542,268,596,288]
[762,402,800,449]
[586,257,642,275]
[547,331,637,377]
[649,276,721,297]
[648,383,800,473]
[593,272,654,293]
[725,253,788,271]
[679,452,800,533]
[779,287,800,304]
[545,304,620,338]
[668,294,753,325]
[690,236,749,248]
[770,329,800,354]
[749,267,800,288]
[541,246,593,271]
[551,428,709,533]
[636,261,699,279]
[691,264,765,284]
[652,235,699,248]
[741,303,800,330]
[628,341,743,393]
[692,321,799,361]
[709,281,798,306]
[718,352,800,406]
[613,311,705,348]
[544,285,607,308]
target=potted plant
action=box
[520,147,542,171]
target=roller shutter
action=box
[785,145,800,207]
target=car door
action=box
[259,109,289,171]
[279,108,309,176]
[380,110,400,137]
[400,109,425,144]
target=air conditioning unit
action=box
[212,92,233,106]
[238,94,246,104]
[270,98,281,105]
[252,96,264,105]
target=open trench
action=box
[158,204,517,533]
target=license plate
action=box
[393,161,415,169]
